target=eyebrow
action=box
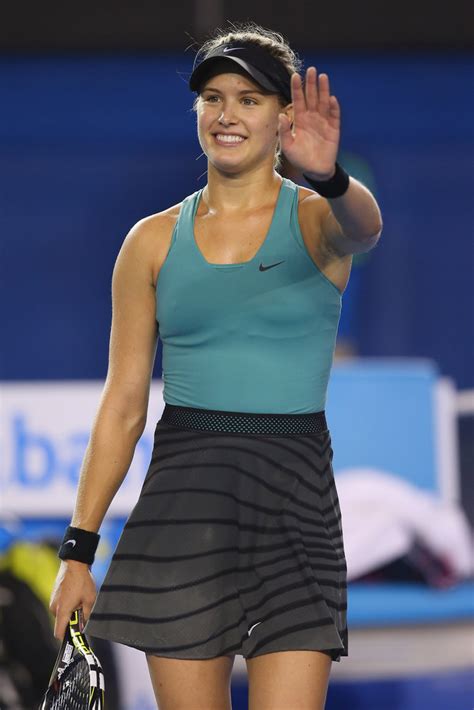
[201,87,266,95]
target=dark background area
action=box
[1,0,473,51]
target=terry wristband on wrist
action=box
[303,161,350,198]
[58,525,100,565]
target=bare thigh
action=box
[146,654,235,710]
[246,650,332,710]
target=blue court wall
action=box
[1,52,473,388]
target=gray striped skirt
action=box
[86,404,348,662]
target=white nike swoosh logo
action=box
[65,539,76,547]
[248,621,262,636]
[223,47,243,53]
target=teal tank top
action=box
[156,177,342,414]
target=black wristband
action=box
[303,162,350,198]
[58,525,100,566]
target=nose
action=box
[218,105,237,126]
[218,112,230,125]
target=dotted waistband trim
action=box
[159,404,328,436]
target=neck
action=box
[203,163,283,212]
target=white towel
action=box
[335,468,474,582]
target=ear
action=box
[276,102,294,136]
[283,103,294,129]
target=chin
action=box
[208,154,248,174]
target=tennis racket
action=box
[40,608,105,709]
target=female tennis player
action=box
[50,22,382,710]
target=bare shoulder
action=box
[297,184,322,204]
[295,184,331,246]
[296,184,327,227]
[122,202,183,287]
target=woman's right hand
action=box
[49,559,97,640]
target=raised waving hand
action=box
[278,66,341,180]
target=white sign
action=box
[0,380,165,517]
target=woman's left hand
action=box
[278,66,341,179]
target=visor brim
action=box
[189,55,282,96]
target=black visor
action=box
[189,43,292,104]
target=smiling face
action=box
[196,72,291,175]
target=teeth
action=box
[216,134,245,143]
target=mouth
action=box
[213,133,247,147]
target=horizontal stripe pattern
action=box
[86,418,348,661]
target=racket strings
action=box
[44,656,90,709]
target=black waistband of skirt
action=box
[159,403,328,436]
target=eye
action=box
[242,97,257,105]
[203,94,220,103]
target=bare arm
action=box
[316,174,383,257]
[72,223,158,532]
[296,179,382,294]
[50,214,164,637]
[71,220,159,532]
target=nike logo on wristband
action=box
[65,540,77,547]
[223,47,244,53]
